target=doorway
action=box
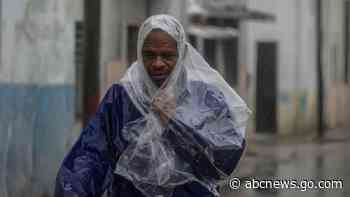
[256,41,277,133]
[82,0,101,126]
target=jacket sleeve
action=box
[55,87,118,197]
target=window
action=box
[188,34,197,49]
[74,21,85,119]
[189,16,239,86]
[127,25,139,66]
[223,38,238,86]
[204,39,217,69]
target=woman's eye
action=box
[162,54,177,60]
[143,52,178,61]
[144,53,155,59]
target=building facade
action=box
[244,0,350,136]
[321,0,350,129]
[0,0,82,197]
[98,0,350,136]
[96,0,320,136]
[244,0,318,136]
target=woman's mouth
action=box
[151,74,168,81]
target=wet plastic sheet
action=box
[114,15,251,197]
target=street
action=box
[220,129,350,197]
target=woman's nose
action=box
[153,56,166,68]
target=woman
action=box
[55,14,251,197]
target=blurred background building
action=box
[0,1,81,197]
[0,0,349,197]
[96,0,350,137]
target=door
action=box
[256,41,277,133]
[223,37,238,87]
[83,0,101,126]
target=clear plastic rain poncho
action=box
[114,14,251,197]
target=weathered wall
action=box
[244,0,318,135]
[0,0,80,196]
[322,0,350,129]
[326,83,350,128]
[100,0,148,94]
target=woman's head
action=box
[142,29,178,87]
[137,15,186,88]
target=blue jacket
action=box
[55,82,245,197]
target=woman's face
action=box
[142,29,178,87]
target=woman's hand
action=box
[151,90,176,126]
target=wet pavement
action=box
[220,128,350,197]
